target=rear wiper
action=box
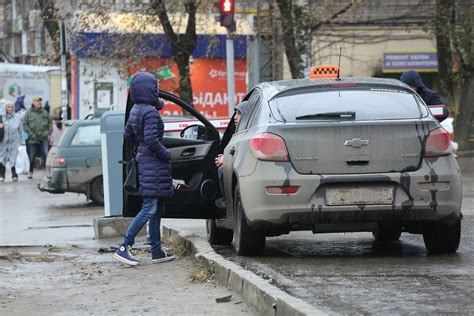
[296,111,356,120]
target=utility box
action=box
[100,111,125,216]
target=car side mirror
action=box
[180,124,208,140]
[428,105,449,122]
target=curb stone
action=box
[162,226,326,316]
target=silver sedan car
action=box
[213,77,462,256]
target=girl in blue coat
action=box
[114,72,175,266]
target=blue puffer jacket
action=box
[124,72,173,198]
[400,70,444,105]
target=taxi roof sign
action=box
[310,65,340,79]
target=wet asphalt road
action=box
[0,170,104,246]
[214,171,474,314]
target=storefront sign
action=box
[129,58,247,118]
[383,52,438,73]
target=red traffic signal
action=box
[220,0,235,30]
[220,0,234,14]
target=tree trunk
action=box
[454,73,474,151]
[435,0,455,104]
[276,0,302,79]
[151,0,196,106]
[38,0,59,39]
[175,52,193,105]
[38,0,60,59]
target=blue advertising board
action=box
[71,33,247,59]
[383,51,438,73]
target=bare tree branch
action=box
[311,0,359,31]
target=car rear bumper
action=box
[38,168,68,193]
[238,156,462,230]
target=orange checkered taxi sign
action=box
[310,65,340,79]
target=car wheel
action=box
[232,186,265,256]
[206,219,233,245]
[372,223,402,242]
[90,176,104,205]
[423,218,461,254]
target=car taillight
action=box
[53,157,66,167]
[249,133,289,162]
[424,128,452,158]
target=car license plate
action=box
[326,186,394,206]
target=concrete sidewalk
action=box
[0,173,259,315]
[161,222,325,316]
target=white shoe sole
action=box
[114,253,139,266]
[152,255,176,263]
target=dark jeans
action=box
[0,164,17,178]
[122,197,165,252]
[26,140,49,172]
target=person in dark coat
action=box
[14,95,26,113]
[114,72,175,266]
[214,100,248,209]
[399,70,444,105]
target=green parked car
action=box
[38,119,104,204]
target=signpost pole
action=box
[60,20,68,123]
[226,29,236,116]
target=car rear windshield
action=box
[271,88,428,122]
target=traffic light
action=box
[220,0,235,30]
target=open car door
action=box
[123,90,224,219]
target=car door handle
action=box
[229,148,235,156]
[85,158,91,167]
[181,148,196,157]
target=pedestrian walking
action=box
[0,102,23,182]
[114,72,175,266]
[23,97,52,179]
[400,70,444,106]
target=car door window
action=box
[246,99,262,129]
[70,125,100,146]
[237,90,261,132]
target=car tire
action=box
[372,223,402,242]
[206,219,233,245]
[423,218,461,254]
[232,186,265,256]
[90,176,104,205]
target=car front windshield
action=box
[271,88,428,122]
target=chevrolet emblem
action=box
[344,138,370,148]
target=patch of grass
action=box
[191,265,214,283]
[163,235,191,257]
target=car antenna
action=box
[337,47,342,80]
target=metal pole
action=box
[59,20,68,122]
[253,35,260,85]
[226,29,236,116]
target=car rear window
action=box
[271,89,428,122]
[70,124,101,146]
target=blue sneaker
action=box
[114,245,139,266]
[152,248,176,263]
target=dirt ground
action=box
[0,241,259,315]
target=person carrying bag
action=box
[114,72,175,266]
[122,108,145,195]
